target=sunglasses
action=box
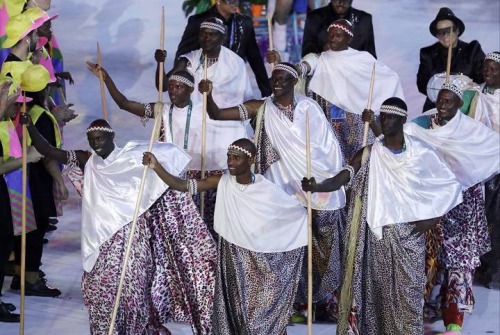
[436,26,457,37]
[221,0,239,5]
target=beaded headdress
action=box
[441,83,463,101]
[227,144,253,158]
[327,19,354,37]
[169,74,194,88]
[485,52,500,64]
[273,63,299,79]
[86,125,114,134]
[380,105,407,117]
[200,20,226,35]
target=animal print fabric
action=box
[295,209,346,304]
[212,238,304,335]
[81,213,166,335]
[338,149,426,335]
[148,189,217,335]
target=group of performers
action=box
[0,1,499,335]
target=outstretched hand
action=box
[19,113,32,126]
[143,152,159,169]
[362,109,375,123]
[154,49,167,63]
[51,103,78,123]
[198,79,213,95]
[301,177,317,193]
[86,61,108,81]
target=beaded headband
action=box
[200,22,225,35]
[380,105,407,117]
[327,22,354,37]
[169,75,194,88]
[485,52,500,64]
[441,83,463,100]
[86,126,114,134]
[227,144,253,158]
[273,63,299,79]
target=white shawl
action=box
[263,95,346,210]
[81,141,191,272]
[307,48,404,115]
[405,110,500,188]
[214,174,307,253]
[367,135,463,239]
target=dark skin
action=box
[436,89,463,125]
[302,111,439,236]
[483,58,500,89]
[331,0,353,18]
[143,143,255,191]
[198,69,297,123]
[86,61,193,117]
[155,28,225,92]
[20,116,111,171]
[328,26,352,52]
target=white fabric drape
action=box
[180,47,252,164]
[161,102,234,171]
[307,48,405,115]
[81,141,191,272]
[367,135,463,239]
[473,85,500,133]
[214,174,307,252]
[263,95,346,210]
[405,110,500,188]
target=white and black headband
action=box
[273,63,299,79]
[169,75,194,88]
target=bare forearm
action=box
[315,170,350,192]
[152,164,188,191]
[43,158,65,184]
[103,76,145,117]
[0,158,23,174]
[27,124,68,164]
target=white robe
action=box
[81,141,191,272]
[471,85,500,133]
[307,48,405,115]
[367,135,463,239]
[262,94,346,210]
[214,174,307,253]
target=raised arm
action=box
[302,147,365,193]
[86,61,151,117]
[362,108,381,137]
[198,79,264,121]
[143,152,220,192]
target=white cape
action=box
[181,46,252,155]
[81,141,191,272]
[472,85,500,133]
[405,110,500,188]
[307,48,404,115]
[214,174,307,252]
[367,135,463,239]
[263,95,346,210]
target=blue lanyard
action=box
[169,100,192,150]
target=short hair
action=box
[230,138,256,158]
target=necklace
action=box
[235,173,255,191]
[168,100,192,150]
[272,95,297,121]
[200,54,219,69]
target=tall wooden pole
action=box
[200,56,208,218]
[19,94,27,335]
[305,111,313,335]
[97,42,108,120]
[445,31,453,83]
[107,7,165,334]
[362,63,376,146]
[267,12,275,70]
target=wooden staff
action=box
[267,12,275,70]
[97,42,108,120]
[445,31,453,83]
[305,111,313,335]
[200,56,208,218]
[158,8,165,101]
[362,63,376,146]
[107,8,165,334]
[19,94,28,335]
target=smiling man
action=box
[406,83,500,333]
[24,118,217,335]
